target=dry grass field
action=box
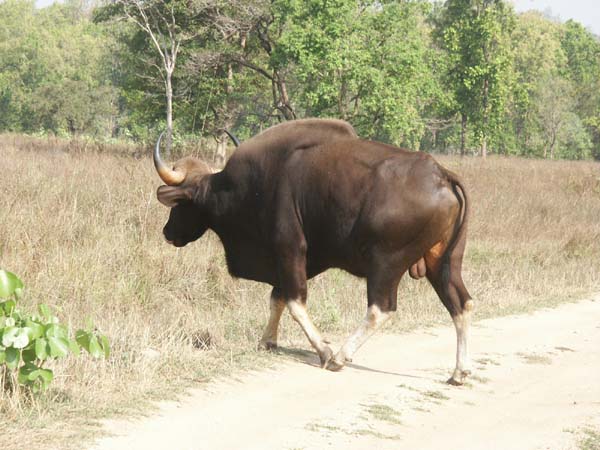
[1,134,599,448]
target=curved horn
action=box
[223,129,240,147]
[153,131,185,186]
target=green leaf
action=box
[7,328,30,349]
[2,326,18,347]
[17,363,52,389]
[48,336,69,358]
[68,338,80,357]
[75,329,90,349]
[0,350,5,364]
[35,337,49,360]
[15,328,30,349]
[0,270,24,299]
[38,304,51,321]
[22,346,37,363]
[45,323,67,339]
[18,363,35,385]
[88,335,103,359]
[34,368,53,391]
[37,367,53,383]
[25,319,44,340]
[100,334,110,359]
[5,347,20,370]
[1,300,16,315]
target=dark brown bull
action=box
[154,118,473,385]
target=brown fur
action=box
[155,118,472,366]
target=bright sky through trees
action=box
[511,0,600,34]
[33,0,600,35]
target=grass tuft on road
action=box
[577,427,600,450]
[363,403,403,425]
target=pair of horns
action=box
[153,130,241,185]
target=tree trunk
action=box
[482,78,489,159]
[279,81,296,120]
[213,64,235,166]
[215,131,228,167]
[549,133,557,159]
[166,71,173,158]
[338,76,347,119]
[461,113,467,157]
[272,71,296,120]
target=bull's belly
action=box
[223,243,278,285]
[306,249,369,280]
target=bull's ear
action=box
[157,185,192,207]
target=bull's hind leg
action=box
[326,269,398,371]
[259,288,285,350]
[450,298,474,385]
[425,244,474,385]
[327,304,391,371]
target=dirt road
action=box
[93,297,600,450]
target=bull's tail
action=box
[440,169,469,291]
[437,170,473,386]
[408,168,470,283]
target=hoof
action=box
[447,369,471,386]
[325,358,345,372]
[318,346,334,368]
[259,340,278,351]
[324,351,349,372]
[447,376,463,386]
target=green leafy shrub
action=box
[0,269,109,394]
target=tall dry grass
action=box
[1,134,599,448]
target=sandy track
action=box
[93,297,600,450]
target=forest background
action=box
[1,0,600,161]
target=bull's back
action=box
[291,142,457,276]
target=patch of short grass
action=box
[306,422,402,441]
[305,423,342,434]
[474,357,501,366]
[576,427,600,450]
[518,352,553,365]
[423,390,450,401]
[555,346,576,352]
[397,383,421,392]
[469,374,490,384]
[412,406,431,413]
[354,428,402,440]
[363,403,403,425]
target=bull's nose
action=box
[163,231,174,245]
[163,234,185,247]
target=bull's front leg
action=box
[274,227,335,367]
[287,299,335,368]
[259,288,286,350]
